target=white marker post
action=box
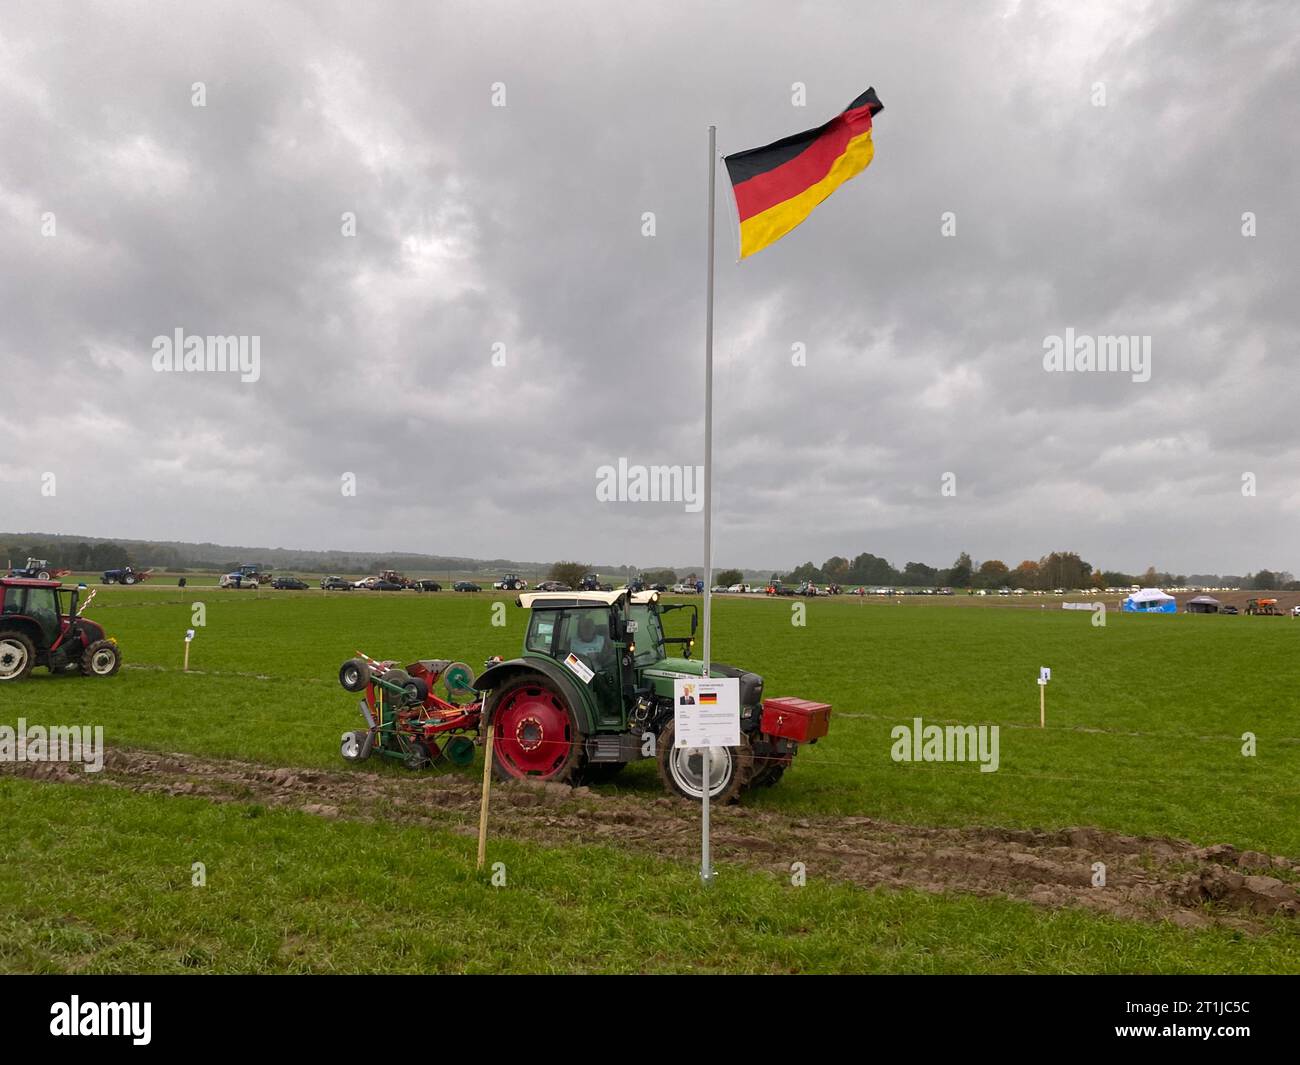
[184,629,195,672]
[1038,666,1051,727]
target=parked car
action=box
[272,576,309,590]
[321,576,352,591]
[1221,605,1239,615]
[453,581,482,592]
[219,572,256,589]
[371,580,405,592]
[414,580,442,592]
[534,580,570,592]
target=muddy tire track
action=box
[7,747,1298,931]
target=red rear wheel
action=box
[490,675,583,782]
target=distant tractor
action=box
[101,565,152,585]
[579,573,614,592]
[238,564,273,585]
[6,558,71,581]
[494,574,528,590]
[0,578,121,681]
[1245,598,1282,616]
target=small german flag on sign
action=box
[725,88,883,259]
[699,691,718,705]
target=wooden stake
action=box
[476,718,495,871]
[1039,681,1045,728]
[183,641,191,672]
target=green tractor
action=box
[475,589,830,801]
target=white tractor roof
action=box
[517,589,660,608]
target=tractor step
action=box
[585,732,646,763]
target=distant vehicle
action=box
[627,577,646,593]
[579,574,614,592]
[493,574,528,590]
[272,576,308,590]
[321,576,352,591]
[414,580,442,592]
[237,564,272,585]
[1291,605,1300,617]
[672,583,691,594]
[1221,605,1239,615]
[727,583,745,593]
[650,583,668,593]
[453,581,482,592]
[535,580,571,592]
[102,566,152,586]
[371,580,404,592]
[1245,598,1282,616]
[7,558,70,580]
[219,572,257,589]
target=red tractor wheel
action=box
[489,674,584,783]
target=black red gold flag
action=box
[724,88,883,258]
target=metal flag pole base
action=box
[700,746,713,885]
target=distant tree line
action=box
[756,551,1300,591]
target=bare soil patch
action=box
[8,748,1298,931]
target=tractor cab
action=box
[522,591,629,727]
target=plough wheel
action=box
[489,675,583,783]
[442,661,475,703]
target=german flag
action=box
[725,88,883,259]
[699,691,718,705]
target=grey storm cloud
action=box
[1,0,1297,574]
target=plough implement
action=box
[338,653,486,769]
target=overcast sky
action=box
[2,1,1297,574]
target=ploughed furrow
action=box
[6,747,1298,931]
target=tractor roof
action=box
[517,589,661,609]
[1,577,64,588]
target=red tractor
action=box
[0,578,122,682]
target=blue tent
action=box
[1121,588,1177,613]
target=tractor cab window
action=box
[526,610,559,655]
[628,603,665,666]
[9,587,60,641]
[556,607,615,673]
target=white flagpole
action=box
[700,124,717,885]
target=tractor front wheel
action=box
[0,632,36,682]
[655,720,751,803]
[489,674,584,783]
[81,640,122,677]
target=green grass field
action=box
[2,587,1298,972]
